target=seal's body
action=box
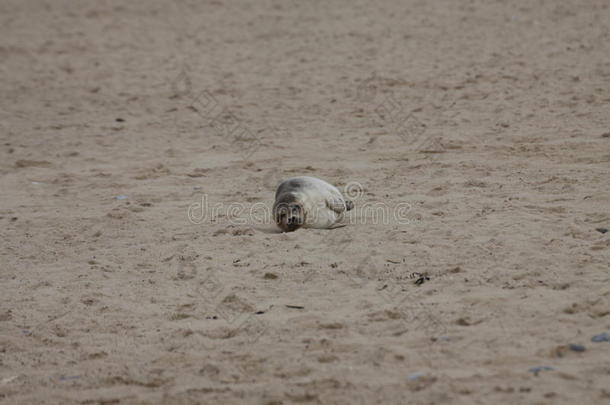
[273,176,354,232]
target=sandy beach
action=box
[1,0,609,404]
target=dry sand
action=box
[1,0,610,404]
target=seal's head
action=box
[273,193,305,232]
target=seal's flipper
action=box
[345,200,354,211]
[326,198,348,214]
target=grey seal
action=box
[273,176,354,232]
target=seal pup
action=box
[273,176,354,232]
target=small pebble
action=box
[263,272,278,280]
[591,332,610,342]
[568,344,586,352]
[595,227,608,234]
[115,195,129,200]
[1,376,18,385]
[408,372,426,380]
[529,366,554,376]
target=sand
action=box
[1,0,609,404]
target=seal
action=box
[273,176,354,232]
